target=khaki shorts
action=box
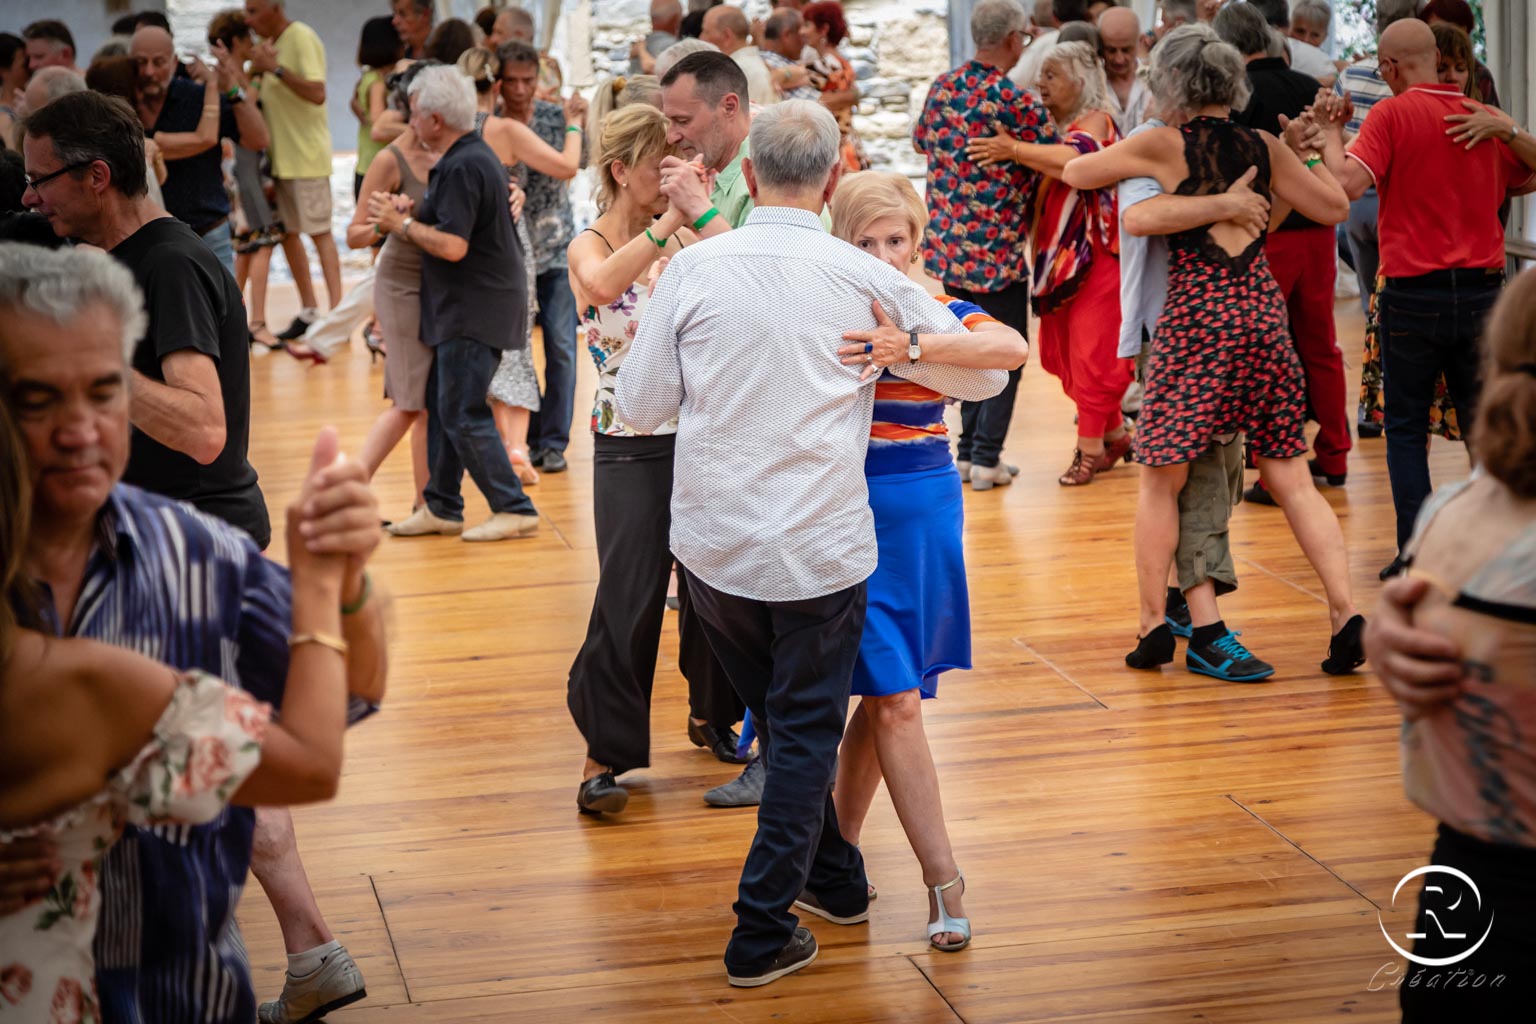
[273,176,332,236]
[1175,432,1244,597]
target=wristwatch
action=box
[272,65,286,80]
[400,215,415,237]
[908,330,921,362]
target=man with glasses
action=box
[916,0,1053,491]
[497,41,582,474]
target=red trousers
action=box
[1264,227,1351,477]
[1038,249,1133,438]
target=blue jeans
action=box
[1378,274,1500,551]
[681,569,869,972]
[528,267,579,455]
[1344,189,1378,317]
[424,338,537,520]
[946,280,1030,468]
[201,220,236,279]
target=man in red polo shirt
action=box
[1320,17,1535,578]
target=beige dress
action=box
[375,145,434,412]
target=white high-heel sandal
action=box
[927,871,970,952]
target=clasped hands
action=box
[366,191,414,235]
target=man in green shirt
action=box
[659,50,831,230]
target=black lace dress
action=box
[1135,116,1309,468]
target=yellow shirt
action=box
[261,21,331,179]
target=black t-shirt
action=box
[111,218,269,548]
[1235,57,1322,232]
[152,77,238,233]
[417,132,526,350]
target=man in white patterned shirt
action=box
[617,100,1003,988]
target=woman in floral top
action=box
[563,104,744,816]
[0,422,364,1023]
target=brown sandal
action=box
[1058,448,1097,487]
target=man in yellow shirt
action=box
[245,0,340,344]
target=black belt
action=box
[1385,268,1504,290]
[193,215,230,236]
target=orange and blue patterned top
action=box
[867,296,998,477]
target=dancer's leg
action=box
[1256,455,1357,631]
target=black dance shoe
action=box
[688,719,750,764]
[1125,624,1176,669]
[577,772,628,816]
[1321,615,1367,676]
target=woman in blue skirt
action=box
[817,173,1030,952]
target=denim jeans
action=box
[681,570,869,972]
[1378,275,1500,550]
[1343,189,1378,318]
[528,267,579,455]
[424,337,537,520]
[945,279,1031,468]
[201,220,236,279]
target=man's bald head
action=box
[128,25,178,102]
[1099,5,1139,80]
[701,5,751,53]
[652,0,683,33]
[1378,17,1439,92]
[21,66,85,116]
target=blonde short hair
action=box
[830,171,926,250]
[594,103,674,212]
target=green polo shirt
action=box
[712,139,833,229]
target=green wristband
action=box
[341,571,372,615]
[692,207,721,231]
[644,228,668,249]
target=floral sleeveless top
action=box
[0,672,270,1023]
[584,283,678,437]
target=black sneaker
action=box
[727,928,817,988]
[1242,481,1279,507]
[1379,555,1406,581]
[541,450,568,473]
[276,314,314,342]
[1165,591,1193,639]
[1307,459,1347,487]
[1186,630,1275,683]
[1358,422,1384,439]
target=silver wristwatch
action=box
[908,330,921,362]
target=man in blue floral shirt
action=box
[915,0,1054,491]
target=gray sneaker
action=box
[705,757,765,807]
[257,946,367,1024]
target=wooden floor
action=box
[237,292,1466,1022]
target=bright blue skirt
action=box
[850,463,972,699]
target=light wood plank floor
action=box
[237,294,1463,1022]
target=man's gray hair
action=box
[764,8,802,41]
[1213,1,1275,57]
[1376,0,1420,36]
[0,244,146,366]
[1162,0,1197,22]
[408,65,477,132]
[747,100,841,191]
[654,37,718,80]
[1292,0,1332,30]
[31,67,86,106]
[1148,22,1252,114]
[972,0,1026,48]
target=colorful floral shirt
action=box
[0,672,269,1024]
[914,60,1056,293]
[584,283,677,437]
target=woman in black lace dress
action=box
[1064,24,1367,677]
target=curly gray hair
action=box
[1147,23,1251,116]
[1039,41,1112,125]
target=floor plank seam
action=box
[1009,636,1109,710]
[1224,795,1382,911]
[540,512,576,551]
[906,954,970,1023]
[369,873,413,1004]
[1232,553,1327,607]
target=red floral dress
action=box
[0,673,270,1023]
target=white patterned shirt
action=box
[616,206,1007,602]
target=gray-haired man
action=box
[617,100,1004,987]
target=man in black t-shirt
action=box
[20,91,270,548]
[130,25,270,275]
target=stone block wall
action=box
[585,0,951,177]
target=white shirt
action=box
[1008,29,1058,91]
[1286,38,1336,83]
[1107,67,1152,134]
[1116,119,1169,359]
[730,45,779,108]
[616,206,1007,602]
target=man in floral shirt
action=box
[914,0,1054,491]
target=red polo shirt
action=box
[1348,83,1533,278]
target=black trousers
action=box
[947,279,1031,468]
[566,433,740,775]
[1399,824,1536,1021]
[682,569,869,972]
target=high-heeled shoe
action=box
[1095,431,1135,472]
[363,318,386,364]
[506,447,540,486]
[927,872,970,952]
[284,341,328,367]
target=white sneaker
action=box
[385,506,463,537]
[257,946,366,1023]
[462,512,539,541]
[970,463,1015,491]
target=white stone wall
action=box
[586,0,951,177]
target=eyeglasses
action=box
[24,160,93,193]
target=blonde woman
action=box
[584,73,662,162]
[969,41,1132,486]
[562,104,746,815]
[824,172,1029,952]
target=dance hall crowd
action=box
[0,0,1534,1019]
